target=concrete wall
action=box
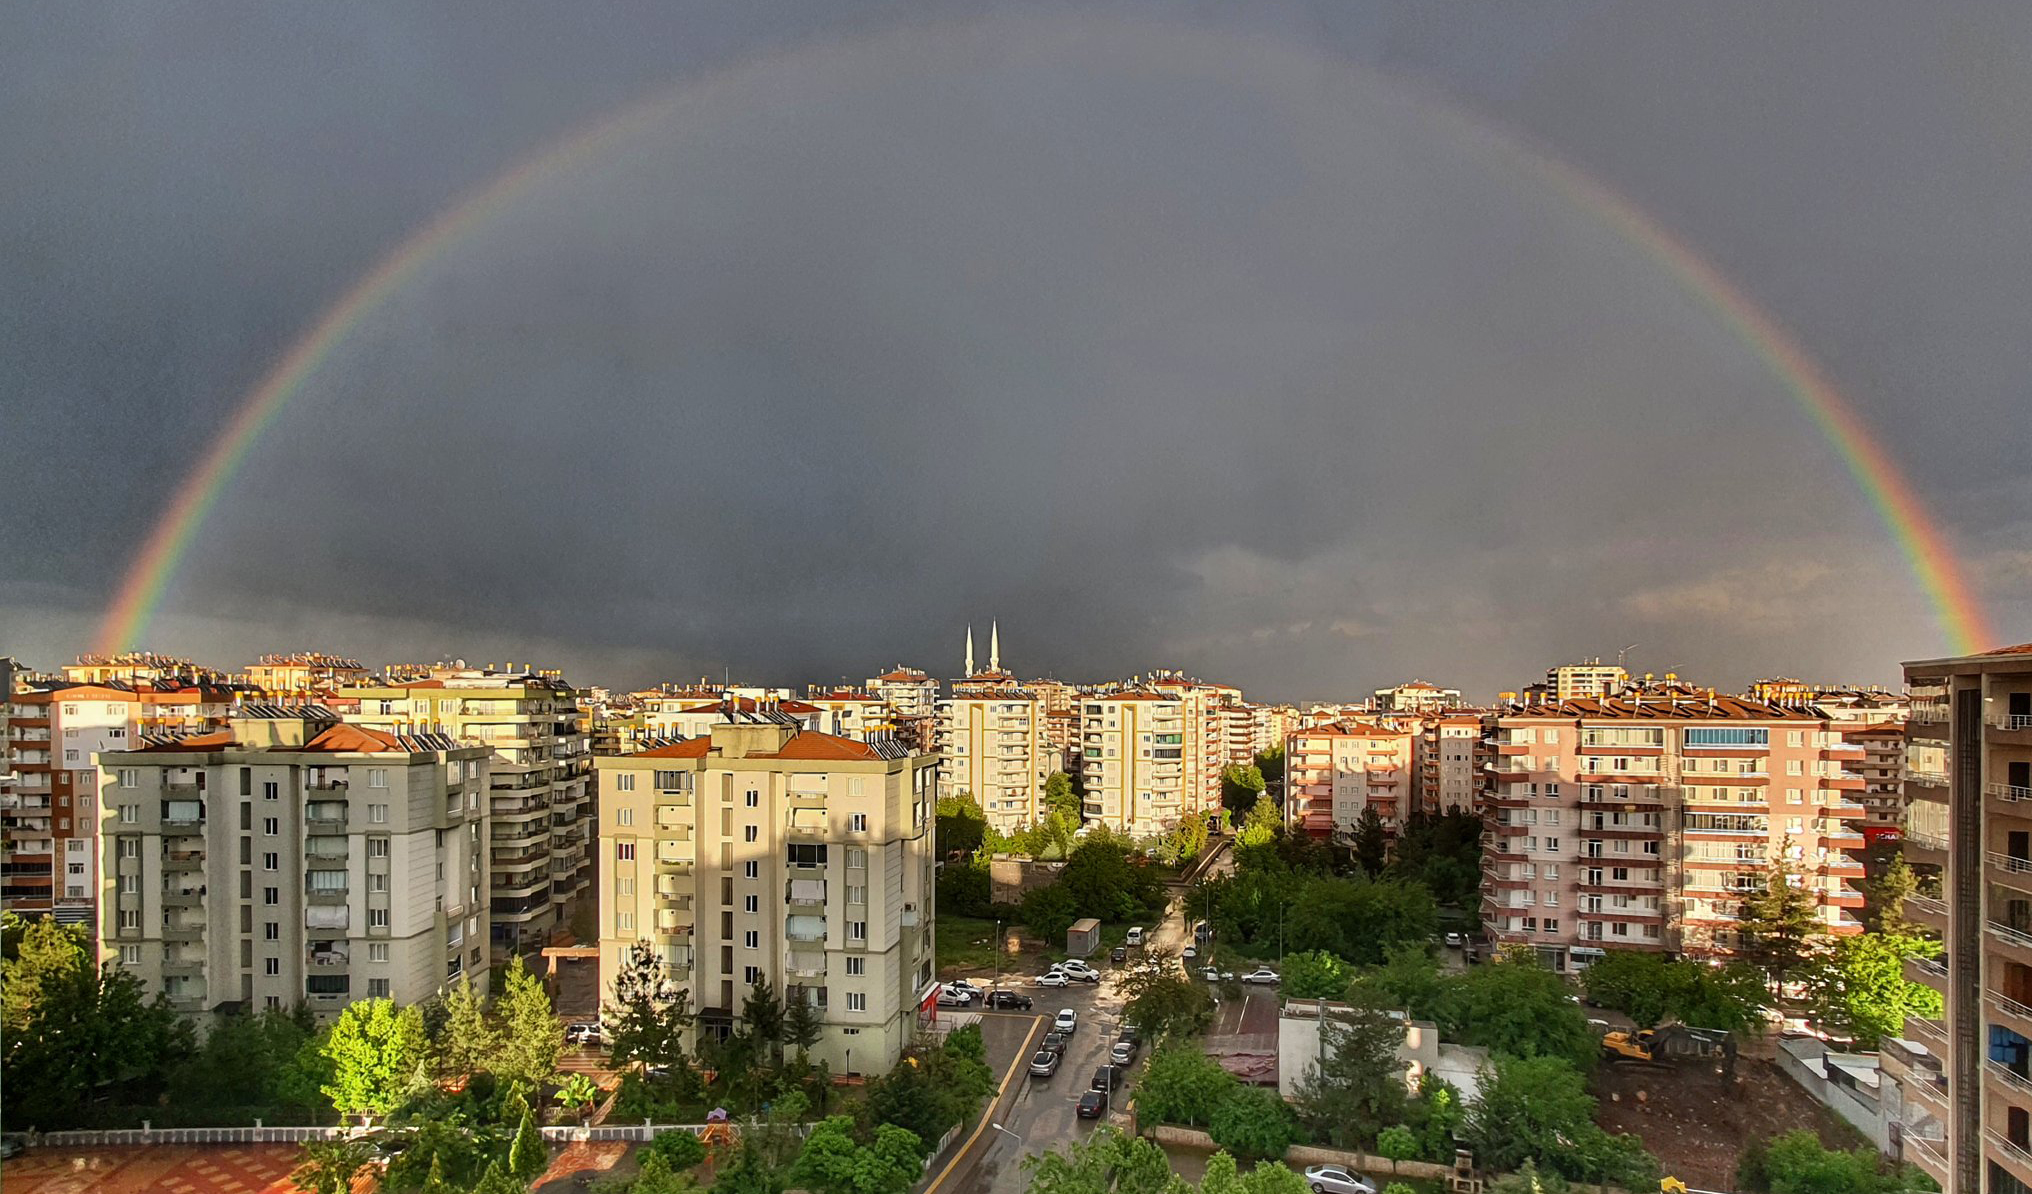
[987,855,1061,904]
[1776,1036,1889,1152]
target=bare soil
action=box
[1592,1056,1865,1190]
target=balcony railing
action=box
[1993,783,2032,804]
[1907,829,1950,851]
[1992,852,2032,878]
[1907,1016,1947,1048]
[1990,713,2032,732]
[1907,894,1948,917]
[1990,921,2032,952]
[1987,1130,2032,1175]
[1908,771,1949,788]
[1992,1059,2032,1099]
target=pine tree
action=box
[434,976,498,1082]
[1865,850,1921,937]
[1352,806,1390,877]
[741,976,785,1063]
[1736,853,1827,994]
[604,941,695,1069]
[508,1106,547,1183]
[492,957,565,1090]
[783,987,824,1057]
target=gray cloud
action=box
[3,3,2026,701]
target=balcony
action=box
[1988,1130,2032,1189]
[1907,770,1949,789]
[1906,828,1949,854]
[1909,702,1949,723]
[1989,712,2032,733]
[1907,1016,1948,1051]
[1905,894,1948,931]
[1991,920,2032,962]
[164,851,206,872]
[1993,783,2032,805]
[1991,853,2032,895]
[163,924,205,942]
[1904,954,1948,991]
[1992,991,2032,1039]
[1904,1135,1949,1188]
[162,890,204,907]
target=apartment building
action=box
[1286,722,1414,837]
[341,667,591,956]
[1414,715,1483,815]
[244,653,370,697]
[4,680,239,925]
[1841,720,1908,840]
[63,652,227,688]
[1541,661,1630,702]
[1150,673,1240,816]
[1078,691,1194,834]
[804,690,901,741]
[595,721,939,1076]
[1479,695,1868,971]
[95,709,490,1016]
[866,667,939,754]
[1882,644,2032,1194]
[938,680,1050,828]
[1374,682,1466,715]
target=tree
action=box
[166,1004,323,1121]
[471,1160,529,1194]
[1434,956,1597,1070]
[1862,852,1921,938]
[508,1106,548,1182]
[1022,882,1080,944]
[605,941,696,1070]
[435,977,499,1082]
[784,987,825,1057]
[1350,806,1390,876]
[292,1138,375,1194]
[1,915,191,1128]
[1375,1126,1419,1176]
[1238,795,1283,848]
[322,998,428,1121]
[1736,858,1827,993]
[936,863,992,917]
[742,976,786,1061]
[1486,1161,1570,1194]
[1464,1056,1654,1183]
[1045,771,1082,822]
[1137,1046,1240,1127]
[1283,876,1437,967]
[647,1128,709,1172]
[864,1034,995,1148]
[1023,1126,1176,1194]
[1279,950,1352,1000]
[789,1115,924,1194]
[1209,1086,1299,1159]
[1579,951,1674,1027]
[1061,837,1164,922]
[1255,745,1285,787]
[1803,932,1944,1048]
[936,791,989,857]
[1221,765,1267,818]
[494,956,566,1090]
[1292,1000,1410,1149]
[556,1072,600,1123]
[1119,952,1217,1040]
[1351,944,1447,1021]
[1748,1128,1932,1194]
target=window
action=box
[616,842,636,861]
[368,979,390,998]
[744,825,759,843]
[746,790,759,808]
[846,847,867,869]
[615,773,636,792]
[846,956,865,976]
[265,922,280,941]
[847,992,867,1012]
[369,943,390,962]
[119,803,139,823]
[1543,863,1559,880]
[369,908,389,928]
[118,836,141,858]
[121,945,143,964]
[849,813,868,833]
[1542,838,1560,853]
[119,768,138,787]
[617,877,635,896]
[368,838,389,858]
[745,965,762,984]
[263,852,279,871]
[847,885,867,905]
[848,921,867,942]
[744,931,759,948]
[369,873,389,893]
[263,887,280,906]
[263,816,279,836]
[1684,727,1768,746]
[1786,758,1803,776]
[368,769,387,788]
[369,804,388,824]
[1788,731,1804,747]
[265,957,281,976]
[744,861,759,879]
[118,909,142,930]
[263,781,279,801]
[744,895,759,913]
[616,807,633,826]
[617,912,635,931]
[119,873,140,894]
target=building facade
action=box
[1479,695,1869,971]
[1414,715,1483,816]
[1286,722,1415,837]
[1374,682,1467,715]
[95,710,490,1016]
[1884,644,2032,1194]
[595,722,939,1076]
[1079,691,1191,835]
[1543,661,1630,702]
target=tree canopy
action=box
[322,998,428,1120]
[1292,1000,1411,1148]
[605,940,696,1070]
[1432,956,1598,1070]
[1137,1046,1241,1128]
[1802,932,1944,1048]
[1464,1056,1656,1185]
[1221,765,1267,818]
[1279,950,1353,1001]
[789,1115,925,1194]
[493,957,565,1090]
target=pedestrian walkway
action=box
[0,1143,310,1194]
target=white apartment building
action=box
[1079,691,1191,835]
[96,709,490,1016]
[596,721,939,1076]
[1374,682,1466,715]
[1414,715,1483,815]
[1543,661,1630,701]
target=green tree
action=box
[1752,1128,1932,1194]
[864,1035,995,1148]
[322,998,428,1121]
[292,1138,375,1194]
[1239,796,1283,847]
[494,956,566,1090]
[434,977,499,1082]
[471,1160,529,1194]
[1352,944,1447,1021]
[1,915,191,1128]
[936,863,993,917]
[1486,1161,1570,1194]
[166,1005,322,1120]
[789,1115,924,1194]
[605,940,696,1070]
[1022,882,1081,946]
[1735,858,1827,993]
[509,1106,548,1182]
[556,1072,600,1123]
[742,976,786,1062]
[936,791,989,856]
[1465,1056,1653,1183]
[1045,771,1083,821]
[1023,1126,1177,1194]
[1061,837,1164,922]
[1137,1046,1240,1127]
[1120,952,1217,1039]
[1221,765,1267,818]
[1375,1126,1419,1176]
[1292,1000,1410,1148]
[1350,806,1390,877]
[1579,951,1674,1027]
[784,987,825,1057]
[1279,950,1352,1000]
[1255,745,1285,787]
[1803,933,1944,1048]
[1284,876,1437,967]
[1209,1086,1299,1159]
[647,1128,709,1172]
[1434,956,1597,1070]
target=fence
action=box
[37,1121,723,1149]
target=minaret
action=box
[990,621,1001,673]
[965,626,975,677]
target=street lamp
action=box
[990,1122,1023,1144]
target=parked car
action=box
[1118,1022,1143,1044]
[1036,971,1070,988]
[1093,1064,1123,1091]
[1041,1030,1068,1055]
[1193,920,1214,942]
[1240,967,1280,985]
[1057,959,1102,982]
[1181,944,1199,961]
[1055,1008,1079,1033]
[948,978,984,996]
[1029,1050,1060,1078]
[1303,1166,1377,1194]
[1200,966,1235,983]
[1110,1039,1140,1066]
[936,988,975,1007]
[1125,927,1145,947]
[1444,931,1465,948]
[986,990,1033,1010]
[1076,1088,1109,1119]
[1110,945,1128,963]
[565,1022,603,1045]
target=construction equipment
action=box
[1602,1024,1737,1080]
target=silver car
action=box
[1303,1166,1377,1194]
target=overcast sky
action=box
[3,1,2027,702]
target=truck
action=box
[1602,1024,1736,1079]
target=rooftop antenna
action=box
[1617,644,1638,670]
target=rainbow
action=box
[95,21,1995,657]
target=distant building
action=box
[1373,682,1466,715]
[1544,661,1630,701]
[63,653,227,688]
[244,653,370,698]
[1285,721,1414,837]
[1413,714,1483,815]
[96,709,491,1017]
[595,721,939,1075]
[1277,999,1488,1103]
[936,625,1056,828]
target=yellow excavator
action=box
[1602,1024,1736,1079]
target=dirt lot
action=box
[1593,1055,1865,1189]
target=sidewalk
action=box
[920,1015,1044,1193]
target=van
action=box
[1125,927,1145,947]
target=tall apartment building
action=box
[866,667,939,754]
[341,667,591,956]
[1078,691,1194,835]
[936,629,1056,828]
[244,653,370,697]
[1479,695,1868,971]
[1879,643,2032,1194]
[1149,673,1243,817]
[1541,661,1630,702]
[595,721,939,1076]
[1286,722,1414,837]
[64,652,227,688]
[1840,720,1908,840]
[1374,682,1466,715]
[95,709,490,1016]
[1414,715,1483,815]
[4,680,240,925]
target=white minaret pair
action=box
[964,621,1001,675]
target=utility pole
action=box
[994,918,1003,995]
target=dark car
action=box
[1076,1088,1109,1119]
[1041,1030,1068,1055]
[986,990,1034,1010]
[1092,1065,1122,1091]
[1118,1023,1143,1045]
[1110,945,1128,963]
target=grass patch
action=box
[936,916,1148,978]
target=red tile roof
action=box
[631,738,713,759]
[1982,643,2032,656]
[132,729,239,752]
[761,733,884,761]
[296,723,408,753]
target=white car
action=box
[1055,1008,1079,1033]
[1444,932,1465,948]
[948,978,983,996]
[1181,944,1199,961]
[1240,967,1280,985]
[1056,959,1101,981]
[1125,927,1145,947]
[936,988,974,1007]
[1036,971,1070,988]
[1303,1165,1377,1194]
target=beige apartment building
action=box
[1079,691,1194,834]
[866,667,939,754]
[1541,661,1631,702]
[1150,673,1241,818]
[244,653,370,698]
[1286,722,1415,837]
[1880,644,2032,1194]
[1374,682,1466,715]
[340,667,590,956]
[1414,715,1483,815]
[936,630,1056,828]
[1479,695,1868,971]
[595,720,939,1076]
[95,709,490,1016]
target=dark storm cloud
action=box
[2,2,2027,700]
